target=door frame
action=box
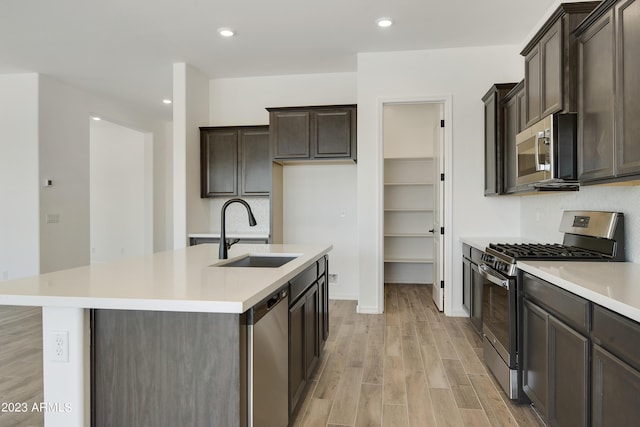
[378,95,453,314]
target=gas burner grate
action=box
[488,243,609,260]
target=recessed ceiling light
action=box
[376,17,393,28]
[92,116,101,121]
[218,27,235,37]
[162,99,172,105]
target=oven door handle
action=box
[478,264,510,290]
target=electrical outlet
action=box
[46,213,60,224]
[51,331,69,362]
[328,273,338,284]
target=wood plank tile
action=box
[404,370,437,427]
[401,335,423,373]
[313,352,346,400]
[355,383,383,427]
[442,358,482,410]
[430,328,458,359]
[385,325,401,358]
[460,408,492,427]
[383,355,406,405]
[430,388,465,427]
[362,334,384,385]
[420,343,449,389]
[468,374,519,427]
[327,366,363,425]
[450,335,487,375]
[382,404,409,427]
[297,398,333,427]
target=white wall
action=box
[172,63,210,248]
[209,72,357,125]
[1,72,171,277]
[0,74,40,280]
[90,119,148,263]
[357,46,524,315]
[38,76,91,273]
[37,75,170,272]
[384,103,440,158]
[284,164,358,299]
[520,185,640,263]
[209,72,359,298]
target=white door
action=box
[431,105,445,311]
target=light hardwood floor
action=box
[0,306,44,427]
[291,284,544,427]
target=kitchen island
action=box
[0,243,331,427]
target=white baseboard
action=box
[356,305,383,314]
[328,292,358,301]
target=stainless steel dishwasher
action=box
[246,285,289,427]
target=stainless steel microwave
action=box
[516,113,578,188]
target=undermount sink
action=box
[214,254,298,268]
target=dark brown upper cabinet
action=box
[521,2,600,128]
[576,0,640,184]
[267,105,357,162]
[483,83,517,196]
[200,126,270,198]
[502,80,526,194]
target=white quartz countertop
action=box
[460,236,540,252]
[188,232,270,239]
[0,244,331,314]
[518,261,640,323]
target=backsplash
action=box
[520,185,640,263]
[208,197,271,235]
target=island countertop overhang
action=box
[0,244,332,313]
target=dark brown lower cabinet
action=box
[304,282,320,377]
[522,300,549,416]
[289,280,321,416]
[522,299,589,426]
[592,345,640,426]
[591,304,640,426]
[288,294,307,414]
[548,315,589,426]
[319,273,329,342]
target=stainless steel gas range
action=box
[476,210,625,400]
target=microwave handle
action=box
[535,130,549,171]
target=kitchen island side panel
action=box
[92,310,241,427]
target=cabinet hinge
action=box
[440,280,444,289]
[440,227,444,235]
[440,173,445,181]
[440,119,445,128]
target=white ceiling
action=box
[0,0,558,118]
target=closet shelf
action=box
[384,233,433,237]
[384,182,433,186]
[384,208,433,212]
[384,257,434,264]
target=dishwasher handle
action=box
[251,287,288,324]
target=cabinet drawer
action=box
[522,273,590,334]
[592,305,640,371]
[289,264,318,303]
[318,256,326,277]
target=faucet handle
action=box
[226,238,241,250]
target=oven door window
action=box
[483,282,510,360]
